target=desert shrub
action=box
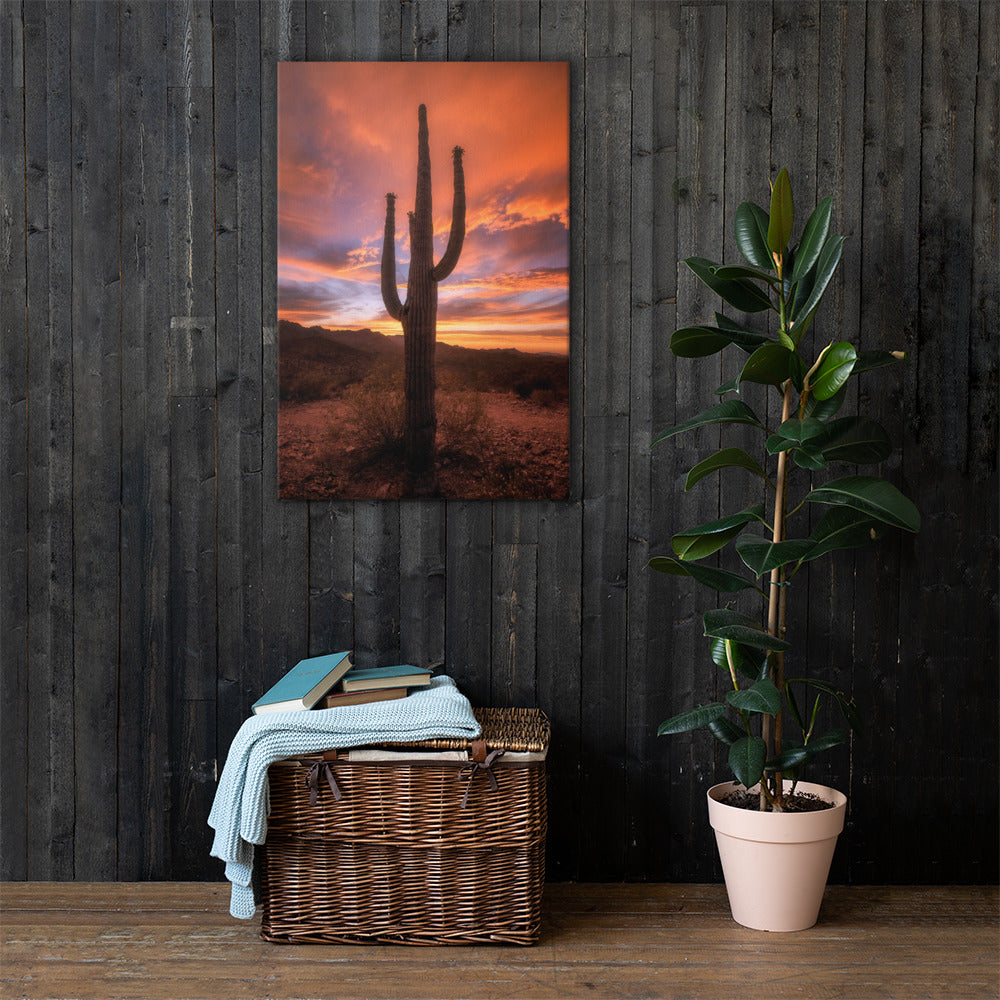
[281,365,337,402]
[437,386,493,458]
[334,363,494,466]
[336,362,407,463]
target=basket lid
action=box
[378,706,549,753]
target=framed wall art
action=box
[277,62,570,499]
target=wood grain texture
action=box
[22,0,73,881]
[118,0,172,880]
[0,0,28,883]
[0,0,996,886]
[69,0,120,881]
[1,883,997,1000]
[668,0,729,882]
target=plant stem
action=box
[764,378,794,811]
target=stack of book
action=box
[251,651,433,715]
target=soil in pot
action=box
[721,788,835,812]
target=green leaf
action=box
[804,385,847,421]
[729,736,767,788]
[815,416,892,465]
[712,264,781,286]
[715,375,741,395]
[788,233,845,326]
[805,475,920,532]
[708,716,745,746]
[671,505,766,561]
[811,341,858,400]
[703,608,791,651]
[854,349,906,374]
[670,324,772,358]
[711,314,773,353]
[735,535,815,576]
[789,678,864,734]
[804,729,848,753]
[767,167,794,254]
[670,326,731,358]
[803,508,882,562]
[651,400,764,448]
[766,745,812,771]
[658,702,727,736]
[727,677,782,716]
[792,445,829,471]
[766,417,827,454]
[734,201,773,269]
[711,637,767,681]
[685,257,773,313]
[738,343,806,391]
[648,556,757,593]
[791,197,833,282]
[685,447,770,490]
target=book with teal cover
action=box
[340,664,433,693]
[252,651,354,714]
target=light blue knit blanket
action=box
[208,675,480,918]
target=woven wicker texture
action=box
[381,705,550,752]
[260,707,548,946]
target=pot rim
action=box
[707,779,847,844]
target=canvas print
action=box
[277,62,570,499]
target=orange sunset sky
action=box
[277,62,569,354]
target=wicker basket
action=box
[259,707,549,946]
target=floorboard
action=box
[0,883,996,1000]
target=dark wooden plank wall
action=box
[0,0,996,884]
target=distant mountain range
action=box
[279,319,569,404]
[279,320,554,360]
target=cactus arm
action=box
[432,146,466,282]
[380,192,404,320]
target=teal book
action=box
[340,664,433,693]
[252,651,354,714]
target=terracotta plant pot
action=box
[707,779,847,932]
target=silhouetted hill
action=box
[279,320,569,403]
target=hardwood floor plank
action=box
[1,884,996,1000]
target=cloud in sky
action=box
[277,62,569,353]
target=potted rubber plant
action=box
[651,168,919,931]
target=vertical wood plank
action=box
[212,0,266,768]
[0,0,28,881]
[966,0,1000,882]
[625,0,681,881]
[23,0,74,880]
[168,396,217,878]
[117,0,172,879]
[970,0,999,489]
[537,0,585,880]
[443,2,492,706]
[166,0,217,880]
[446,0,493,60]
[260,2,311,693]
[903,0,987,882]
[854,0,922,883]
[578,0,631,880]
[403,0,447,61]
[667,0,728,882]
[301,2,357,664]
[489,1,541,708]
[807,0,867,880]
[70,0,120,880]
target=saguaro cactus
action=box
[380,104,466,496]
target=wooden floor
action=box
[1,883,997,1000]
